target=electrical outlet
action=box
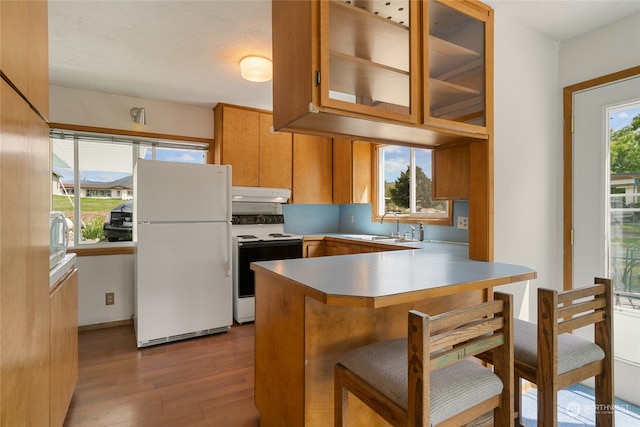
[457,216,469,230]
[349,214,354,224]
[105,292,115,305]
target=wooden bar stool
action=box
[513,277,614,427]
[334,292,514,427]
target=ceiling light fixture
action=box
[240,56,272,82]
[130,107,146,125]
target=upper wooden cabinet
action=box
[292,134,333,204]
[333,139,372,204]
[0,0,49,118]
[424,1,491,134]
[271,0,493,147]
[213,104,292,188]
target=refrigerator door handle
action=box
[226,221,232,276]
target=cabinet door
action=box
[293,134,333,204]
[50,269,78,427]
[424,0,492,133]
[216,106,260,186]
[0,0,49,118]
[333,140,372,204]
[319,0,419,123]
[332,139,352,204]
[433,143,470,200]
[259,113,293,189]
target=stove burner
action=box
[268,233,291,238]
[237,235,258,239]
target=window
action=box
[50,129,209,248]
[375,145,450,224]
[608,102,640,309]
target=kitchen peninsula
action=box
[251,239,536,426]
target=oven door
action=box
[236,239,303,298]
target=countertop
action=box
[251,236,536,308]
[49,253,77,288]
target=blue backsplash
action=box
[283,201,469,243]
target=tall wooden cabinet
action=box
[0,1,52,424]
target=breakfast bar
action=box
[251,241,536,427]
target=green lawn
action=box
[52,195,125,213]
[52,195,127,241]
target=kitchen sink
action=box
[341,234,415,244]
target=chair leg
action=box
[537,384,557,427]
[594,372,614,427]
[514,376,523,427]
[334,365,347,427]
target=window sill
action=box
[67,242,134,257]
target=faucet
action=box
[380,211,399,237]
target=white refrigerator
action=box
[133,159,232,348]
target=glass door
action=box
[608,102,640,305]
[424,0,488,131]
[573,77,640,406]
[320,0,418,122]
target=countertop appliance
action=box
[134,159,232,348]
[231,186,303,323]
[50,211,69,269]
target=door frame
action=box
[563,66,640,290]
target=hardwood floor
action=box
[64,323,260,427]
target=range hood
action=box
[231,186,291,203]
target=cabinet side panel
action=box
[50,269,79,427]
[259,113,293,189]
[1,80,51,427]
[0,0,49,118]
[469,139,493,261]
[254,271,305,426]
[272,0,315,130]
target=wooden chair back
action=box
[513,277,614,427]
[334,292,514,427]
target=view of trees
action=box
[610,113,640,174]
[388,165,431,209]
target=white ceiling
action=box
[48,0,640,111]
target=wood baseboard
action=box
[78,318,133,332]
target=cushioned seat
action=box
[514,318,605,375]
[334,292,514,427]
[340,338,504,425]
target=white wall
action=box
[559,12,640,88]
[491,11,562,321]
[50,85,214,139]
[75,254,134,326]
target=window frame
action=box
[49,123,213,257]
[372,144,453,226]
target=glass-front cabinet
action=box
[271,0,493,147]
[320,0,418,123]
[424,1,489,133]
